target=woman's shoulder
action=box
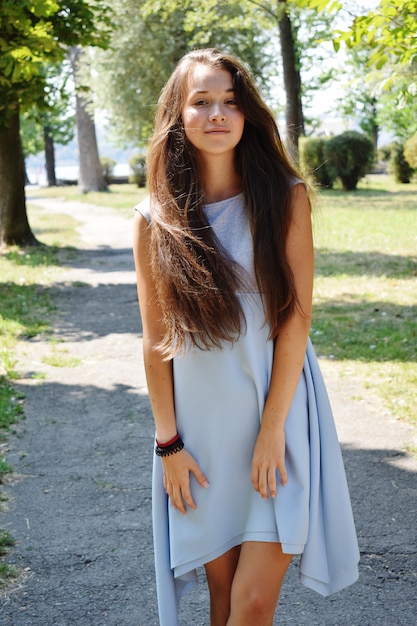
[289,175,306,189]
[134,196,151,223]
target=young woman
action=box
[133,48,359,626]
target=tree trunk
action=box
[44,125,57,187]
[68,46,107,193]
[0,109,37,247]
[371,98,379,149]
[277,0,305,159]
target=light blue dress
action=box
[136,190,359,626]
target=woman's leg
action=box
[204,545,241,626]
[227,542,292,626]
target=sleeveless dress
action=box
[135,190,359,626]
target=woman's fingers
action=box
[268,466,278,498]
[277,459,288,486]
[252,461,287,498]
[251,428,287,497]
[163,452,209,513]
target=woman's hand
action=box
[162,449,209,514]
[251,427,287,499]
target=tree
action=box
[69,46,107,193]
[243,0,303,155]
[0,0,110,246]
[184,0,335,155]
[95,0,334,158]
[376,76,417,141]
[305,0,417,96]
[94,0,272,146]
[338,47,380,148]
[21,63,75,187]
[404,132,417,169]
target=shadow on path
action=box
[1,201,416,625]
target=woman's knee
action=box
[229,582,277,624]
[228,542,292,625]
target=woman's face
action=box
[181,63,245,161]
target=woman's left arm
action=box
[251,182,314,499]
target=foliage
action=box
[374,73,417,141]
[324,131,375,191]
[303,0,417,95]
[336,46,380,146]
[94,0,273,145]
[283,1,337,114]
[94,0,336,146]
[0,0,111,125]
[384,142,415,184]
[299,137,335,188]
[404,132,417,169]
[21,61,75,154]
[20,66,75,162]
[100,157,116,183]
[128,155,147,188]
[335,0,417,79]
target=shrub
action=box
[324,131,375,191]
[100,156,116,183]
[378,145,391,162]
[129,154,147,187]
[404,132,417,169]
[299,137,336,188]
[387,141,414,184]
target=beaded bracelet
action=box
[155,433,184,457]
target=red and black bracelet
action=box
[155,433,184,457]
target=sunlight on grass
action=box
[28,204,82,248]
[312,175,417,431]
[41,349,81,368]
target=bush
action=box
[387,142,414,184]
[299,137,336,188]
[377,145,391,162]
[324,131,375,191]
[404,132,417,169]
[129,154,147,187]
[100,156,116,183]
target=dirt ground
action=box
[1,197,416,625]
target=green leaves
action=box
[298,0,340,11]
[0,0,110,120]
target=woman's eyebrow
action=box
[191,87,235,94]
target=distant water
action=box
[27,163,131,186]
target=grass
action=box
[0,205,82,588]
[312,174,417,430]
[0,529,18,587]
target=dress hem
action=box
[173,530,284,578]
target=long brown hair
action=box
[146,48,308,357]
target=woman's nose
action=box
[209,105,226,121]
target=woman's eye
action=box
[194,100,207,106]
[226,99,238,106]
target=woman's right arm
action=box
[133,211,177,442]
[133,211,209,513]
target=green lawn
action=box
[312,175,417,429]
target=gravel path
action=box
[1,197,416,625]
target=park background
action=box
[0,0,416,613]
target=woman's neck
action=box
[199,154,242,204]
